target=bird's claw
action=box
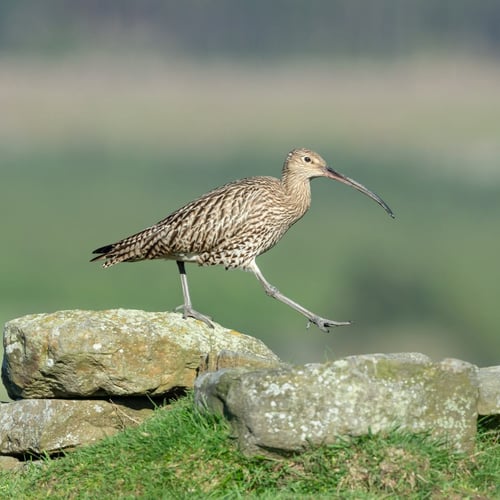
[308,316,352,333]
[176,304,215,329]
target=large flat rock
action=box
[195,353,479,456]
[2,309,280,399]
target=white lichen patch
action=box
[5,341,22,355]
[93,404,104,413]
[263,381,295,397]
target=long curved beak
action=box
[325,167,395,218]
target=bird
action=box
[91,148,394,332]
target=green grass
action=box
[1,394,499,498]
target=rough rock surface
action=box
[0,399,153,457]
[477,366,500,415]
[195,353,479,456]
[2,309,280,399]
[0,455,21,471]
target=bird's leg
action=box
[176,261,214,328]
[248,261,351,333]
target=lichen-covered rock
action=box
[0,399,153,456]
[477,366,500,415]
[2,309,280,399]
[195,353,479,456]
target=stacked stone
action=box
[0,309,280,469]
[2,309,500,471]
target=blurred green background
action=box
[1,2,500,400]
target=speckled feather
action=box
[91,149,317,271]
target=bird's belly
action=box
[198,250,254,270]
[167,252,199,263]
[196,228,286,270]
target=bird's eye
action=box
[304,156,311,163]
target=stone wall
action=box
[1,309,499,469]
[0,309,280,469]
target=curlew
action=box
[91,148,394,332]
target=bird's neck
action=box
[281,169,312,218]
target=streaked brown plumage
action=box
[91,148,394,331]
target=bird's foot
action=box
[307,316,352,333]
[175,304,215,329]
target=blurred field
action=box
[3,56,500,166]
[1,56,500,401]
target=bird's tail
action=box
[90,244,118,267]
[90,229,155,267]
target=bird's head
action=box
[284,148,395,218]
